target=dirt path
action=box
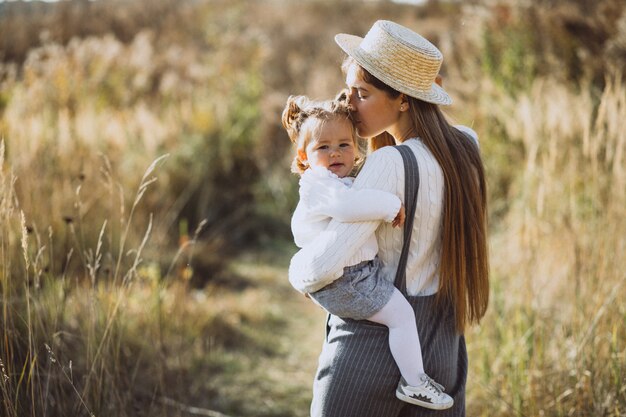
[215,246,327,417]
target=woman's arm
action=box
[288,147,403,293]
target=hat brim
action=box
[335,33,452,106]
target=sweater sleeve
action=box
[290,200,317,249]
[288,148,402,293]
[300,173,401,223]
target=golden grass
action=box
[1,142,317,416]
[465,74,626,416]
[0,1,624,416]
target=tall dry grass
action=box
[444,5,626,411]
[1,22,268,283]
[0,141,293,416]
[0,2,278,415]
[0,0,625,416]
[0,144,163,416]
[465,73,626,416]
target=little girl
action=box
[282,94,453,410]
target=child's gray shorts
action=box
[309,257,395,320]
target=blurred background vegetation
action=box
[0,0,624,416]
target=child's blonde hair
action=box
[281,91,361,175]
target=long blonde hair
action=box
[346,60,489,333]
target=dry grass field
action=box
[0,0,624,416]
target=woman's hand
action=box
[392,204,405,228]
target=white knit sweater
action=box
[291,166,401,269]
[288,127,478,295]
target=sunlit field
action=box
[1,0,624,416]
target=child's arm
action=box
[300,168,401,223]
[290,199,327,249]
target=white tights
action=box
[368,288,425,386]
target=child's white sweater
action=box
[291,166,401,270]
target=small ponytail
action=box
[282,95,310,144]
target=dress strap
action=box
[392,144,420,294]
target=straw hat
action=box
[335,20,452,106]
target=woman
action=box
[288,20,489,416]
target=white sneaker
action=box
[395,375,454,410]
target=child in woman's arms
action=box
[282,93,453,410]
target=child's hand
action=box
[392,205,405,228]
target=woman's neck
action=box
[389,112,417,144]
[389,126,417,144]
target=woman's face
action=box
[345,64,403,139]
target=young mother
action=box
[288,20,489,416]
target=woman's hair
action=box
[281,92,360,174]
[343,58,489,333]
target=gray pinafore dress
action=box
[310,145,468,417]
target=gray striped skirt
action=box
[310,294,467,417]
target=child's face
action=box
[300,118,356,178]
